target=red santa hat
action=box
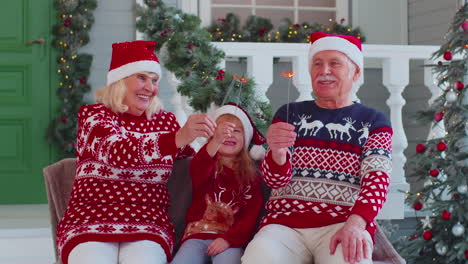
[308,32,363,84]
[107,40,162,86]
[213,103,266,160]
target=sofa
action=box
[43,158,405,264]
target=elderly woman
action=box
[56,40,216,264]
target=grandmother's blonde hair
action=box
[95,74,162,119]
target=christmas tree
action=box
[401,3,468,263]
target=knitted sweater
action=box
[56,104,194,264]
[181,145,263,248]
[260,101,392,239]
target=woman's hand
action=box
[206,238,230,256]
[175,114,216,148]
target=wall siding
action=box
[408,0,458,45]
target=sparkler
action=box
[281,71,295,124]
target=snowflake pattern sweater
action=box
[181,144,263,248]
[260,101,392,240]
[56,104,194,264]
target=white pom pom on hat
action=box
[213,102,267,160]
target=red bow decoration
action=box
[216,70,225,80]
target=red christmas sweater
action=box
[180,144,263,248]
[56,104,194,264]
[260,101,393,240]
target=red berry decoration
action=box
[456,81,465,91]
[462,20,468,32]
[441,210,451,220]
[429,169,439,177]
[437,141,447,151]
[437,61,443,66]
[413,201,423,210]
[465,249,468,259]
[423,230,433,240]
[188,44,195,50]
[416,144,427,153]
[443,51,453,60]
[434,112,444,122]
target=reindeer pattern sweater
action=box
[181,145,264,248]
[56,104,194,264]
[260,101,393,239]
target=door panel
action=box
[0,0,52,203]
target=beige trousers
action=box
[242,223,373,264]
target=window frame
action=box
[194,0,349,27]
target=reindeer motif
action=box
[325,117,356,142]
[160,155,173,164]
[357,122,371,145]
[183,185,250,239]
[293,114,324,137]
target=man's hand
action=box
[329,215,370,264]
[206,238,230,256]
[175,113,216,148]
[266,122,296,165]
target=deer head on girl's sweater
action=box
[183,185,251,238]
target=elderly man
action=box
[242,32,392,264]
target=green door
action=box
[0,0,54,203]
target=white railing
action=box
[167,42,441,219]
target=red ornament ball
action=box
[443,51,453,60]
[437,141,447,151]
[437,61,443,66]
[429,169,439,177]
[462,20,468,32]
[413,201,423,211]
[456,81,465,91]
[434,112,444,122]
[465,249,468,259]
[416,144,427,153]
[423,230,433,240]
[441,210,451,220]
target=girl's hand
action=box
[206,238,230,256]
[213,121,236,145]
[206,121,236,157]
[175,114,216,148]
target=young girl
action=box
[171,103,265,264]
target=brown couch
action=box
[43,158,405,264]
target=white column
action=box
[135,0,145,40]
[379,56,410,219]
[292,56,313,102]
[247,54,273,103]
[382,57,409,183]
[166,72,189,126]
[178,0,198,15]
[423,59,446,140]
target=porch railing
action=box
[167,42,441,219]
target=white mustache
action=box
[316,76,337,81]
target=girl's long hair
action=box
[214,114,259,188]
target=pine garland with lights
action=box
[400,4,468,263]
[207,13,365,43]
[48,0,96,156]
[135,0,272,133]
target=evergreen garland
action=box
[208,14,365,43]
[136,0,272,133]
[399,4,468,263]
[49,0,96,156]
